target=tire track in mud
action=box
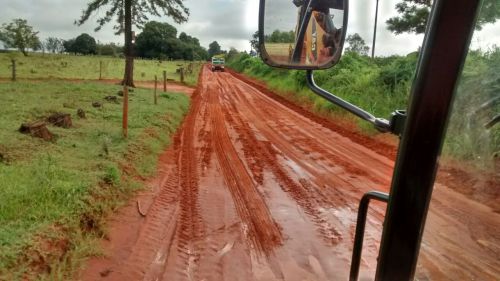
[223,109,265,186]
[112,85,208,281]
[173,86,206,280]
[227,69,398,160]
[222,72,389,216]
[218,72,390,274]
[105,136,183,280]
[206,77,283,256]
[231,75,392,186]
[220,95,343,245]
[220,74,369,202]
[197,103,213,174]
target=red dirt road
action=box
[81,66,500,281]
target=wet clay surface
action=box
[81,66,500,281]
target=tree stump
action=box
[47,113,72,128]
[77,109,86,119]
[104,96,119,103]
[19,122,54,141]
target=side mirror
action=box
[258,0,401,135]
[259,0,348,70]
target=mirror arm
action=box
[306,70,400,134]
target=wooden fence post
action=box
[180,68,184,84]
[123,85,129,138]
[11,59,16,82]
[163,70,167,92]
[99,61,103,80]
[154,75,158,105]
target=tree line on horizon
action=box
[72,0,234,86]
[0,18,224,61]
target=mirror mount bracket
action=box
[292,0,314,63]
[306,70,406,136]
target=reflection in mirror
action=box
[261,0,347,69]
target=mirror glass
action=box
[261,0,347,69]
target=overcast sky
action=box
[0,0,499,55]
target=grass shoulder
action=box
[0,80,189,280]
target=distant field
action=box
[0,53,202,86]
[264,43,293,64]
[0,80,189,279]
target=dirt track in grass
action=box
[80,66,500,281]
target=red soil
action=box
[80,66,500,281]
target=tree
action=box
[193,46,208,61]
[345,33,370,55]
[62,34,98,55]
[135,21,178,59]
[179,32,200,46]
[74,33,97,55]
[135,21,207,61]
[76,0,189,87]
[387,0,500,34]
[63,39,76,54]
[250,31,260,55]
[226,47,239,61]
[98,43,122,57]
[178,32,207,60]
[267,30,295,43]
[0,19,41,56]
[44,37,64,53]
[208,41,222,58]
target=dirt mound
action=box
[77,108,86,119]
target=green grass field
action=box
[0,80,189,280]
[0,52,202,86]
[264,43,292,56]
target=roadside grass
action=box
[228,52,414,133]
[0,80,189,280]
[0,52,202,86]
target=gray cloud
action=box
[0,0,498,54]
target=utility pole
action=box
[372,0,380,58]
